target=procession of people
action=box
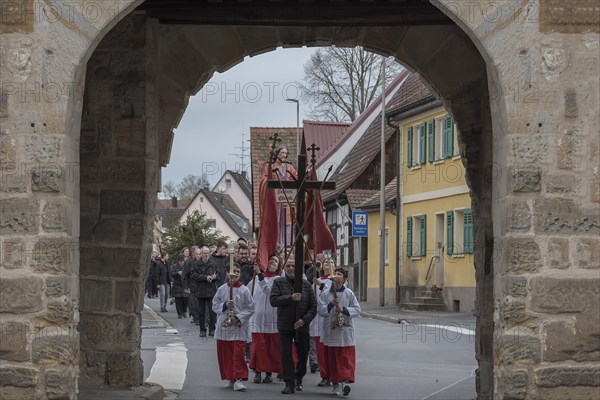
[147,139,359,396]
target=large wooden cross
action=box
[267,138,335,293]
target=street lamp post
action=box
[286,98,300,156]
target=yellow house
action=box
[357,180,399,305]
[398,106,475,312]
[361,73,475,311]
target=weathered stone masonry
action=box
[0,1,598,399]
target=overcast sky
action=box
[162,47,316,188]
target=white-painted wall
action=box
[213,172,252,222]
[179,194,239,241]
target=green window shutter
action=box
[464,208,473,253]
[446,211,454,255]
[443,115,454,158]
[428,119,435,162]
[407,127,413,167]
[420,214,427,257]
[419,123,426,165]
[406,217,413,257]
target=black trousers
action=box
[188,294,199,320]
[197,296,216,332]
[279,327,310,387]
[174,297,189,316]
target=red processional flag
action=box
[304,168,336,258]
[256,162,279,271]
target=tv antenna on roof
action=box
[228,131,250,177]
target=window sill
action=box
[410,256,422,261]
[451,253,465,258]
[433,159,444,165]
[452,155,461,160]
[409,165,422,170]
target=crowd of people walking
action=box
[146,239,360,396]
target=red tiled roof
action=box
[359,178,398,209]
[303,120,350,165]
[346,189,378,211]
[323,72,435,203]
[155,199,191,209]
[317,70,409,167]
[386,72,435,113]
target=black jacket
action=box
[210,252,229,285]
[170,262,188,298]
[236,258,254,286]
[156,260,170,285]
[189,258,220,298]
[270,275,317,331]
[148,259,159,284]
[182,256,194,290]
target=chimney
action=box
[171,196,177,208]
[241,170,247,179]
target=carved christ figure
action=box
[259,145,298,249]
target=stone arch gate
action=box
[0,1,598,399]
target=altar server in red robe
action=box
[317,268,361,397]
[213,264,255,391]
[248,255,283,384]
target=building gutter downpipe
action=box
[386,114,402,307]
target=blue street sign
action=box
[352,211,368,237]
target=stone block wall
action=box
[434,0,600,398]
[78,14,159,389]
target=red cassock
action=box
[324,346,356,384]
[256,162,280,271]
[315,336,328,380]
[216,340,248,381]
[249,333,282,373]
[249,334,299,373]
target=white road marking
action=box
[146,341,188,390]
[422,324,475,336]
[420,367,476,400]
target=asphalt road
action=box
[142,298,476,400]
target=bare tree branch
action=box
[300,46,402,122]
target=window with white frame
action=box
[452,121,459,157]
[407,123,426,167]
[406,214,426,258]
[431,116,444,161]
[446,208,473,255]
[207,219,216,229]
[225,178,232,188]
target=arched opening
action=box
[76,1,498,397]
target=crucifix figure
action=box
[267,135,335,293]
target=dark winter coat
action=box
[182,257,194,290]
[210,252,230,285]
[236,258,254,286]
[270,275,317,332]
[156,260,170,285]
[148,259,159,285]
[189,258,220,298]
[170,262,189,298]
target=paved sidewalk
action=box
[360,304,476,328]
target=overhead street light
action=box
[286,98,300,156]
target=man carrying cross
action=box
[262,133,336,394]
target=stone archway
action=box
[1,1,597,399]
[76,2,495,396]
